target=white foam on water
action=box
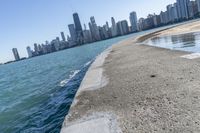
[84,61,92,67]
[59,70,81,87]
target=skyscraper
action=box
[89,16,101,41]
[117,21,123,36]
[111,17,118,37]
[73,13,83,33]
[160,11,169,24]
[173,3,179,21]
[166,4,178,23]
[26,46,33,58]
[68,24,77,42]
[176,0,189,19]
[167,4,173,22]
[197,0,200,12]
[188,1,197,18]
[121,20,129,35]
[61,32,66,42]
[73,13,84,45]
[12,48,20,61]
[34,43,39,55]
[130,11,139,32]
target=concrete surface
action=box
[61,113,121,133]
[181,53,200,59]
[61,20,200,133]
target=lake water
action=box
[0,24,180,133]
[0,33,141,133]
[146,32,200,53]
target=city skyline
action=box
[0,0,176,63]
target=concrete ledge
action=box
[61,47,115,133]
[61,113,122,133]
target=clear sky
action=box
[0,0,176,63]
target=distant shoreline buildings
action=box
[9,0,200,64]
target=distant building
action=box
[116,21,124,36]
[51,39,60,51]
[101,25,109,39]
[111,17,118,37]
[188,0,198,18]
[83,29,93,43]
[152,14,161,27]
[82,24,93,43]
[138,18,145,31]
[73,13,83,34]
[34,43,39,55]
[176,0,189,19]
[26,46,33,58]
[166,4,178,23]
[12,48,20,61]
[61,32,66,42]
[172,3,179,21]
[73,13,83,44]
[121,20,129,35]
[89,16,101,41]
[160,11,169,24]
[68,24,77,43]
[197,0,200,13]
[56,37,60,42]
[129,11,139,32]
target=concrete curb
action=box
[60,47,118,133]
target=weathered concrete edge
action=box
[60,46,115,133]
[71,46,112,107]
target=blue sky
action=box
[0,0,175,63]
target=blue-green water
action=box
[0,24,179,133]
[0,34,141,133]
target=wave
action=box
[84,60,92,67]
[59,60,93,87]
[59,70,80,87]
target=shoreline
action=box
[61,46,118,133]
[60,27,171,133]
[61,20,200,133]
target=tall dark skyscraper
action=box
[60,32,66,42]
[73,13,83,33]
[73,13,84,45]
[12,48,20,61]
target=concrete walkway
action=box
[61,25,200,132]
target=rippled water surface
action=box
[0,24,178,133]
[147,32,200,52]
[0,34,140,133]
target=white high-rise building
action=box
[129,11,139,32]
